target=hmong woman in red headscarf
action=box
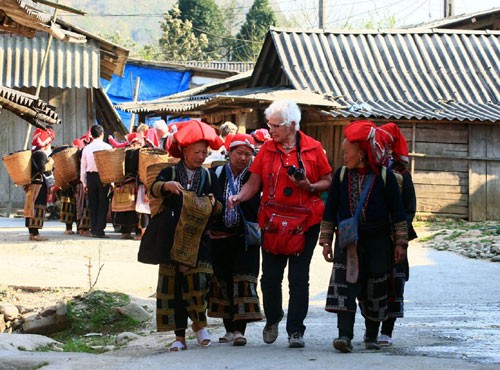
[138,119,223,352]
[24,127,56,241]
[319,120,408,353]
[377,122,418,346]
[207,133,263,346]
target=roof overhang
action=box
[116,86,344,117]
[0,86,61,128]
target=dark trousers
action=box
[260,223,320,336]
[86,172,109,236]
[337,311,382,341]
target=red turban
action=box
[380,123,409,165]
[167,119,223,158]
[31,127,55,150]
[224,133,255,151]
[344,120,390,172]
[252,128,271,143]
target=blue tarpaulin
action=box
[102,64,192,128]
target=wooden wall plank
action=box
[486,125,500,219]
[415,142,468,156]
[414,157,468,172]
[416,191,468,202]
[413,171,468,186]
[469,125,488,221]
[414,125,468,143]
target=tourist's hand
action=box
[289,175,312,192]
[322,243,333,262]
[394,245,407,264]
[163,181,183,195]
[208,193,215,207]
[227,194,240,209]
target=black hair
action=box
[90,124,104,138]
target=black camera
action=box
[287,165,305,181]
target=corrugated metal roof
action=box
[0,86,61,127]
[0,34,100,88]
[250,28,500,122]
[116,86,343,115]
[407,7,500,30]
[0,0,87,42]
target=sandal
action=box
[233,333,247,346]
[169,340,186,352]
[219,332,234,343]
[29,235,48,241]
[196,328,211,347]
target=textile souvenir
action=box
[170,190,212,267]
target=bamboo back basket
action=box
[52,146,80,189]
[2,150,32,186]
[138,147,170,185]
[93,148,126,184]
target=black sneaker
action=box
[365,340,381,350]
[263,322,279,344]
[288,332,305,348]
[333,336,353,353]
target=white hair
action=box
[264,99,301,131]
[154,120,168,131]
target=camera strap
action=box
[274,132,304,171]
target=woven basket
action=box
[210,160,227,168]
[146,159,179,216]
[138,147,170,185]
[2,150,32,186]
[93,148,126,184]
[52,146,80,188]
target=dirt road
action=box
[1,218,500,370]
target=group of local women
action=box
[138,99,416,353]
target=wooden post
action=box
[23,2,60,150]
[128,77,141,133]
[319,0,326,29]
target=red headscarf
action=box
[344,120,390,173]
[167,119,223,158]
[31,127,55,150]
[224,133,255,151]
[379,123,409,166]
[252,128,271,143]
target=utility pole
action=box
[444,0,455,18]
[319,0,326,29]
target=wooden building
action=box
[0,0,129,209]
[119,27,499,221]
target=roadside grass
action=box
[50,290,145,353]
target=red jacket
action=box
[250,131,332,227]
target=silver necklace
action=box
[281,141,296,150]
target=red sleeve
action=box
[108,136,127,148]
[315,147,332,177]
[249,148,266,176]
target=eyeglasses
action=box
[266,121,288,129]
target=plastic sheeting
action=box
[102,64,192,128]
